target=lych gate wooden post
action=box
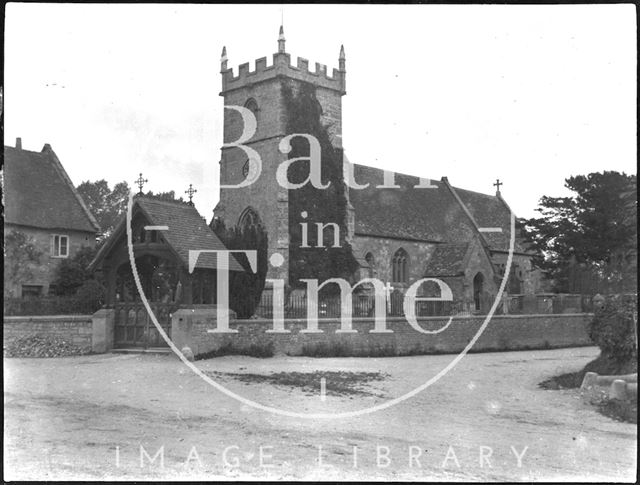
[177,267,193,305]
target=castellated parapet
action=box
[221,51,346,95]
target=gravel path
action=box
[3,346,637,481]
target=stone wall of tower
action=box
[216,38,346,286]
[215,77,289,283]
[316,86,343,149]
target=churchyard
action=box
[3,346,637,481]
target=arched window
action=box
[239,207,261,233]
[473,272,484,311]
[244,98,259,114]
[365,252,375,278]
[392,248,409,284]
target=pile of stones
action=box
[4,333,90,358]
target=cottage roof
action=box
[90,196,243,272]
[3,145,100,233]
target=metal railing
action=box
[252,292,463,319]
[502,293,595,315]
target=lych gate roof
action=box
[3,145,100,233]
[423,243,470,277]
[90,196,243,272]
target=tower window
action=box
[239,207,261,232]
[244,98,259,114]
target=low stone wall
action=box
[172,309,594,357]
[3,315,94,352]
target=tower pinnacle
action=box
[339,44,346,71]
[221,46,228,71]
[278,25,286,53]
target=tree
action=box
[145,190,185,203]
[521,171,637,293]
[211,219,268,318]
[4,230,43,297]
[51,246,101,296]
[77,180,130,241]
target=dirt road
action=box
[4,346,637,481]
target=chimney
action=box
[15,137,22,149]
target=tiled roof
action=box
[3,145,99,233]
[349,164,473,242]
[348,164,529,254]
[423,243,469,277]
[90,196,243,272]
[453,188,526,253]
[136,197,243,271]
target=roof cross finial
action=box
[185,184,197,206]
[493,178,503,196]
[135,173,148,195]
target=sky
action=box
[4,3,637,219]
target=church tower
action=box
[214,26,346,283]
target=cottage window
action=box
[52,234,69,258]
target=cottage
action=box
[3,139,100,297]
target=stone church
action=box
[213,27,540,313]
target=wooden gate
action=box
[113,302,175,348]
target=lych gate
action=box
[89,196,243,349]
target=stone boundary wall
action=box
[171,310,594,357]
[4,311,594,358]
[3,310,113,354]
[3,315,94,351]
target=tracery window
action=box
[392,248,409,284]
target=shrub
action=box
[300,341,353,357]
[195,341,274,360]
[588,295,637,364]
[51,246,99,296]
[75,279,106,311]
[3,296,100,316]
[299,341,402,357]
[211,219,268,319]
